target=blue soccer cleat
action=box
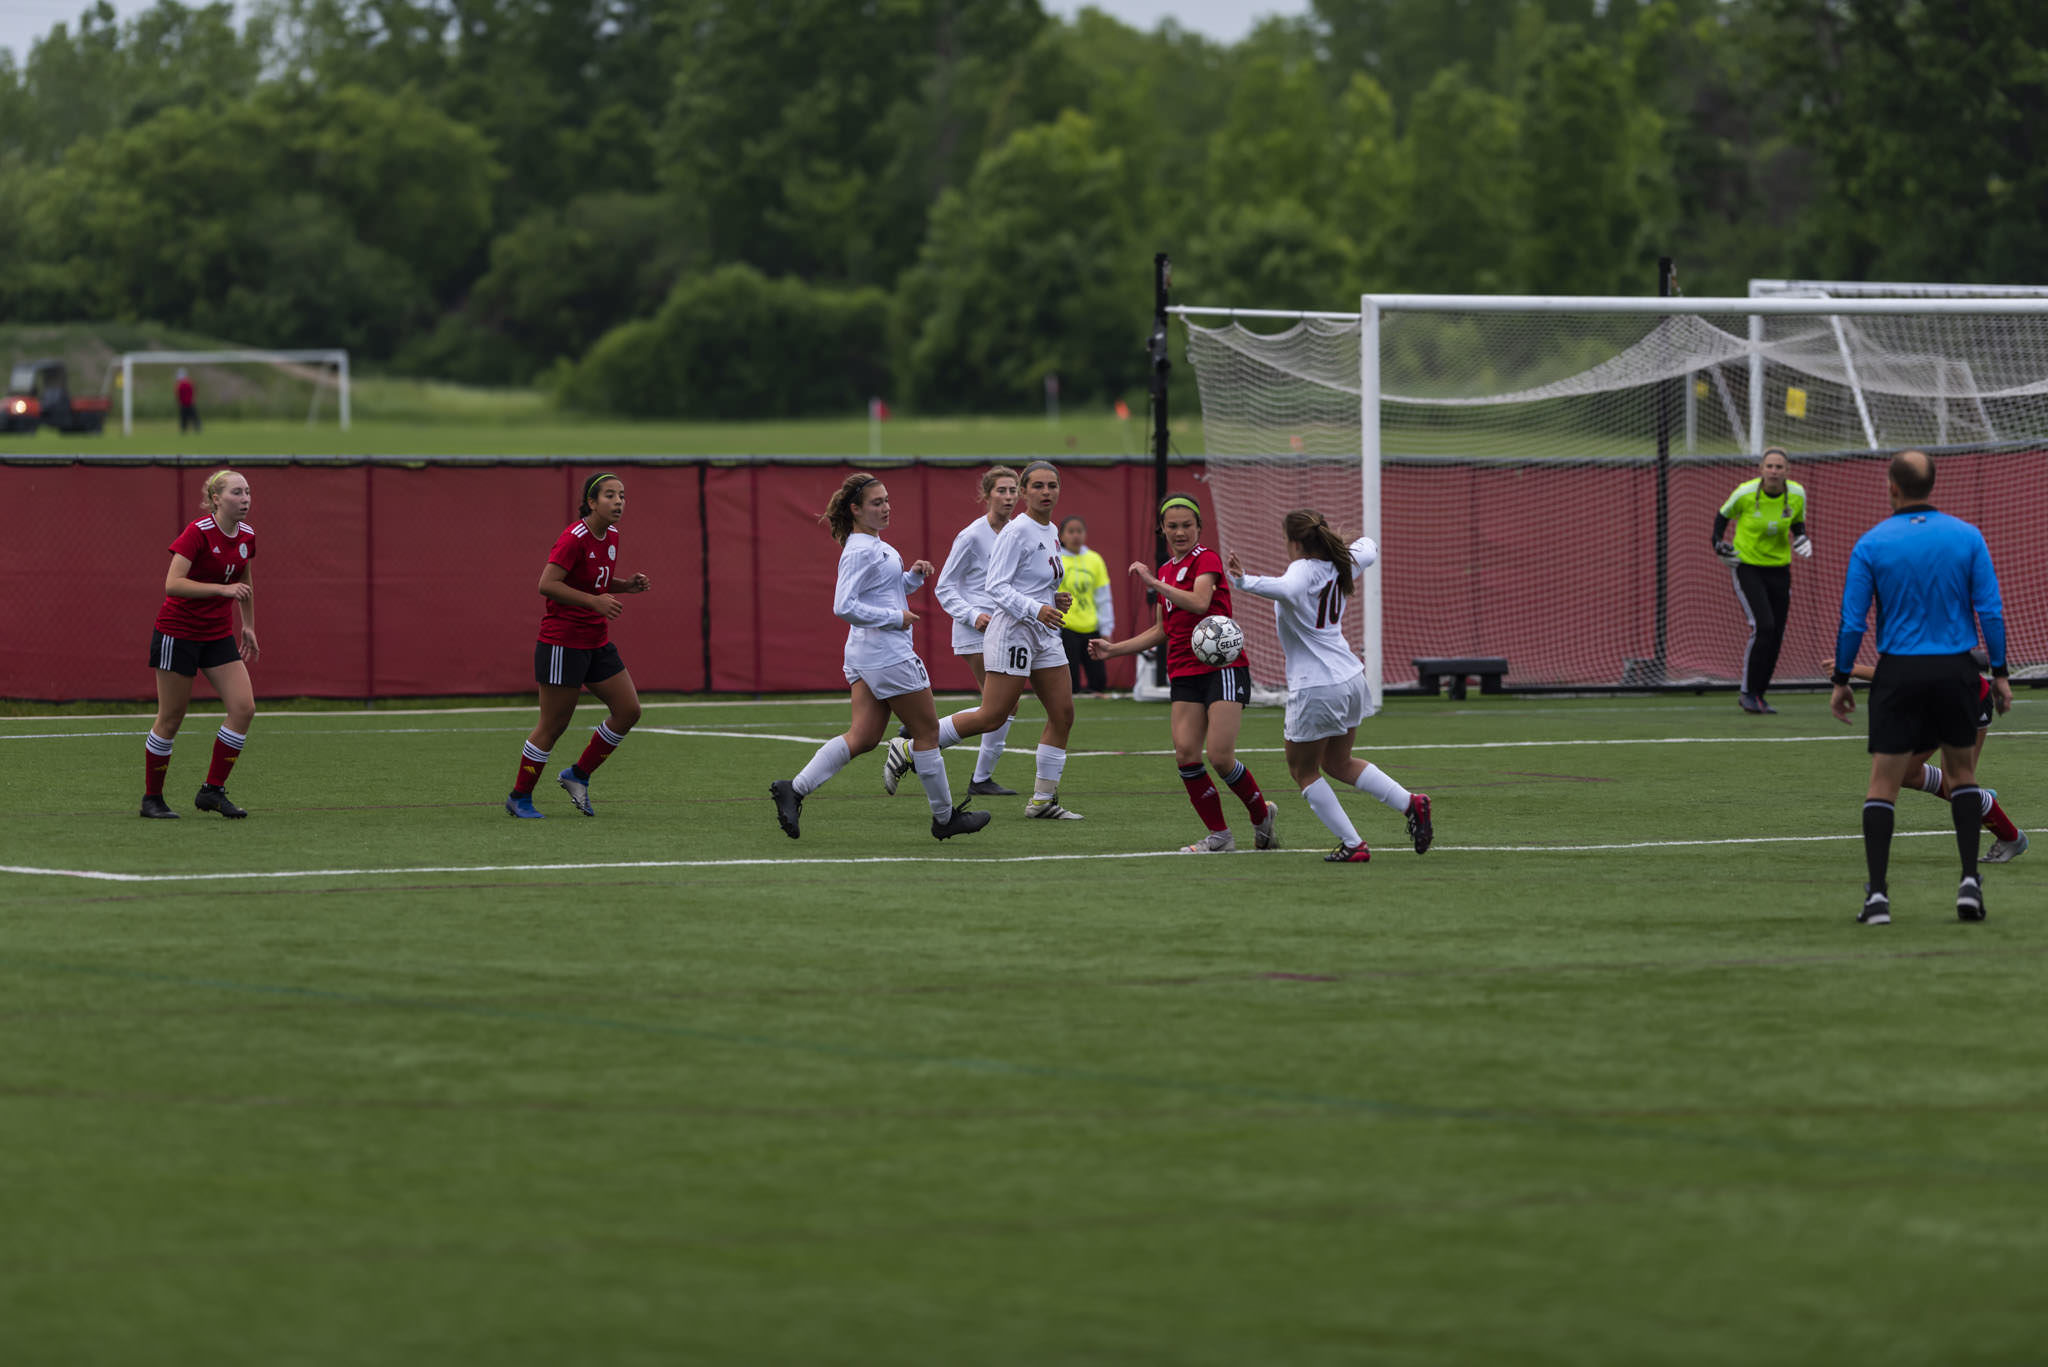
[557,766,594,816]
[505,792,546,819]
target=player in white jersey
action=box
[924,465,1021,796]
[770,473,992,843]
[884,460,1083,818]
[1228,509,1432,863]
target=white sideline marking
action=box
[0,828,1991,884]
[0,696,983,724]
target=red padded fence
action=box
[6,452,2036,702]
[0,459,1174,701]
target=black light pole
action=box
[1653,256,1676,682]
[1148,252,1172,687]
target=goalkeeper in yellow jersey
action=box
[1714,447,1810,713]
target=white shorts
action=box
[982,611,1064,677]
[844,653,931,701]
[951,620,987,655]
[1284,673,1370,743]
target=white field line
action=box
[0,828,1998,884]
[0,696,984,724]
[11,725,2048,759]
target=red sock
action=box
[1218,761,1270,823]
[1985,796,2020,842]
[513,741,548,795]
[1179,764,1229,832]
[574,719,625,776]
[205,727,245,786]
[144,733,173,797]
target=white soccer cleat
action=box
[1024,794,1083,820]
[881,736,914,796]
[1181,829,1235,853]
[1983,830,2029,864]
[1253,800,1278,850]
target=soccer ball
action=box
[1189,614,1244,666]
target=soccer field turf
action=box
[4,691,2044,1364]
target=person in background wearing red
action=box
[176,368,201,433]
[506,472,651,819]
[142,469,257,819]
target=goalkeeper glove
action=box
[1792,534,1813,559]
[1714,540,1739,566]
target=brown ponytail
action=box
[1281,509,1355,598]
[822,472,881,545]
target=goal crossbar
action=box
[117,349,351,434]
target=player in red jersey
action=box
[1091,491,1277,853]
[142,469,259,819]
[506,472,651,818]
[1853,653,2027,862]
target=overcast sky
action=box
[3,0,1312,63]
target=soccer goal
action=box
[1174,291,2048,702]
[113,349,351,434]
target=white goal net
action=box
[114,349,352,434]
[1181,294,2048,698]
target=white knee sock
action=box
[937,712,970,749]
[1302,777,1362,846]
[1033,743,1067,797]
[912,745,953,819]
[793,736,852,796]
[973,718,1011,783]
[1920,764,1945,795]
[1353,762,1411,813]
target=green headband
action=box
[583,471,620,502]
[1159,496,1201,516]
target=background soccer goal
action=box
[1176,288,2048,703]
[112,349,351,433]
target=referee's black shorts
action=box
[1867,652,1981,755]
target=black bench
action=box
[1413,656,1509,699]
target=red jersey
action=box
[154,516,254,640]
[538,519,622,648]
[1159,544,1232,677]
[176,378,195,406]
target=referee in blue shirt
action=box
[1831,450,2010,926]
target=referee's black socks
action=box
[1949,785,1983,879]
[1862,799,1895,893]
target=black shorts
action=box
[1867,652,1980,755]
[149,630,239,677]
[1973,679,1995,732]
[535,641,625,688]
[1168,664,1253,707]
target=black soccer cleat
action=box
[967,777,1017,797]
[1857,884,1891,926]
[139,794,180,820]
[1405,792,1433,854]
[194,784,247,818]
[1325,841,1371,863]
[769,779,802,839]
[1957,875,1986,923]
[932,802,992,841]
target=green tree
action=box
[1513,24,1669,294]
[659,0,1048,287]
[898,111,1138,411]
[1758,0,2048,284]
[561,264,891,419]
[1395,65,1523,291]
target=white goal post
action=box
[1175,293,2048,701]
[115,349,351,434]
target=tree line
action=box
[2,0,2043,418]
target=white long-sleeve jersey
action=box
[984,513,1066,625]
[833,532,926,672]
[1232,537,1378,691]
[934,515,1001,651]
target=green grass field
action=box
[4,690,2044,1364]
